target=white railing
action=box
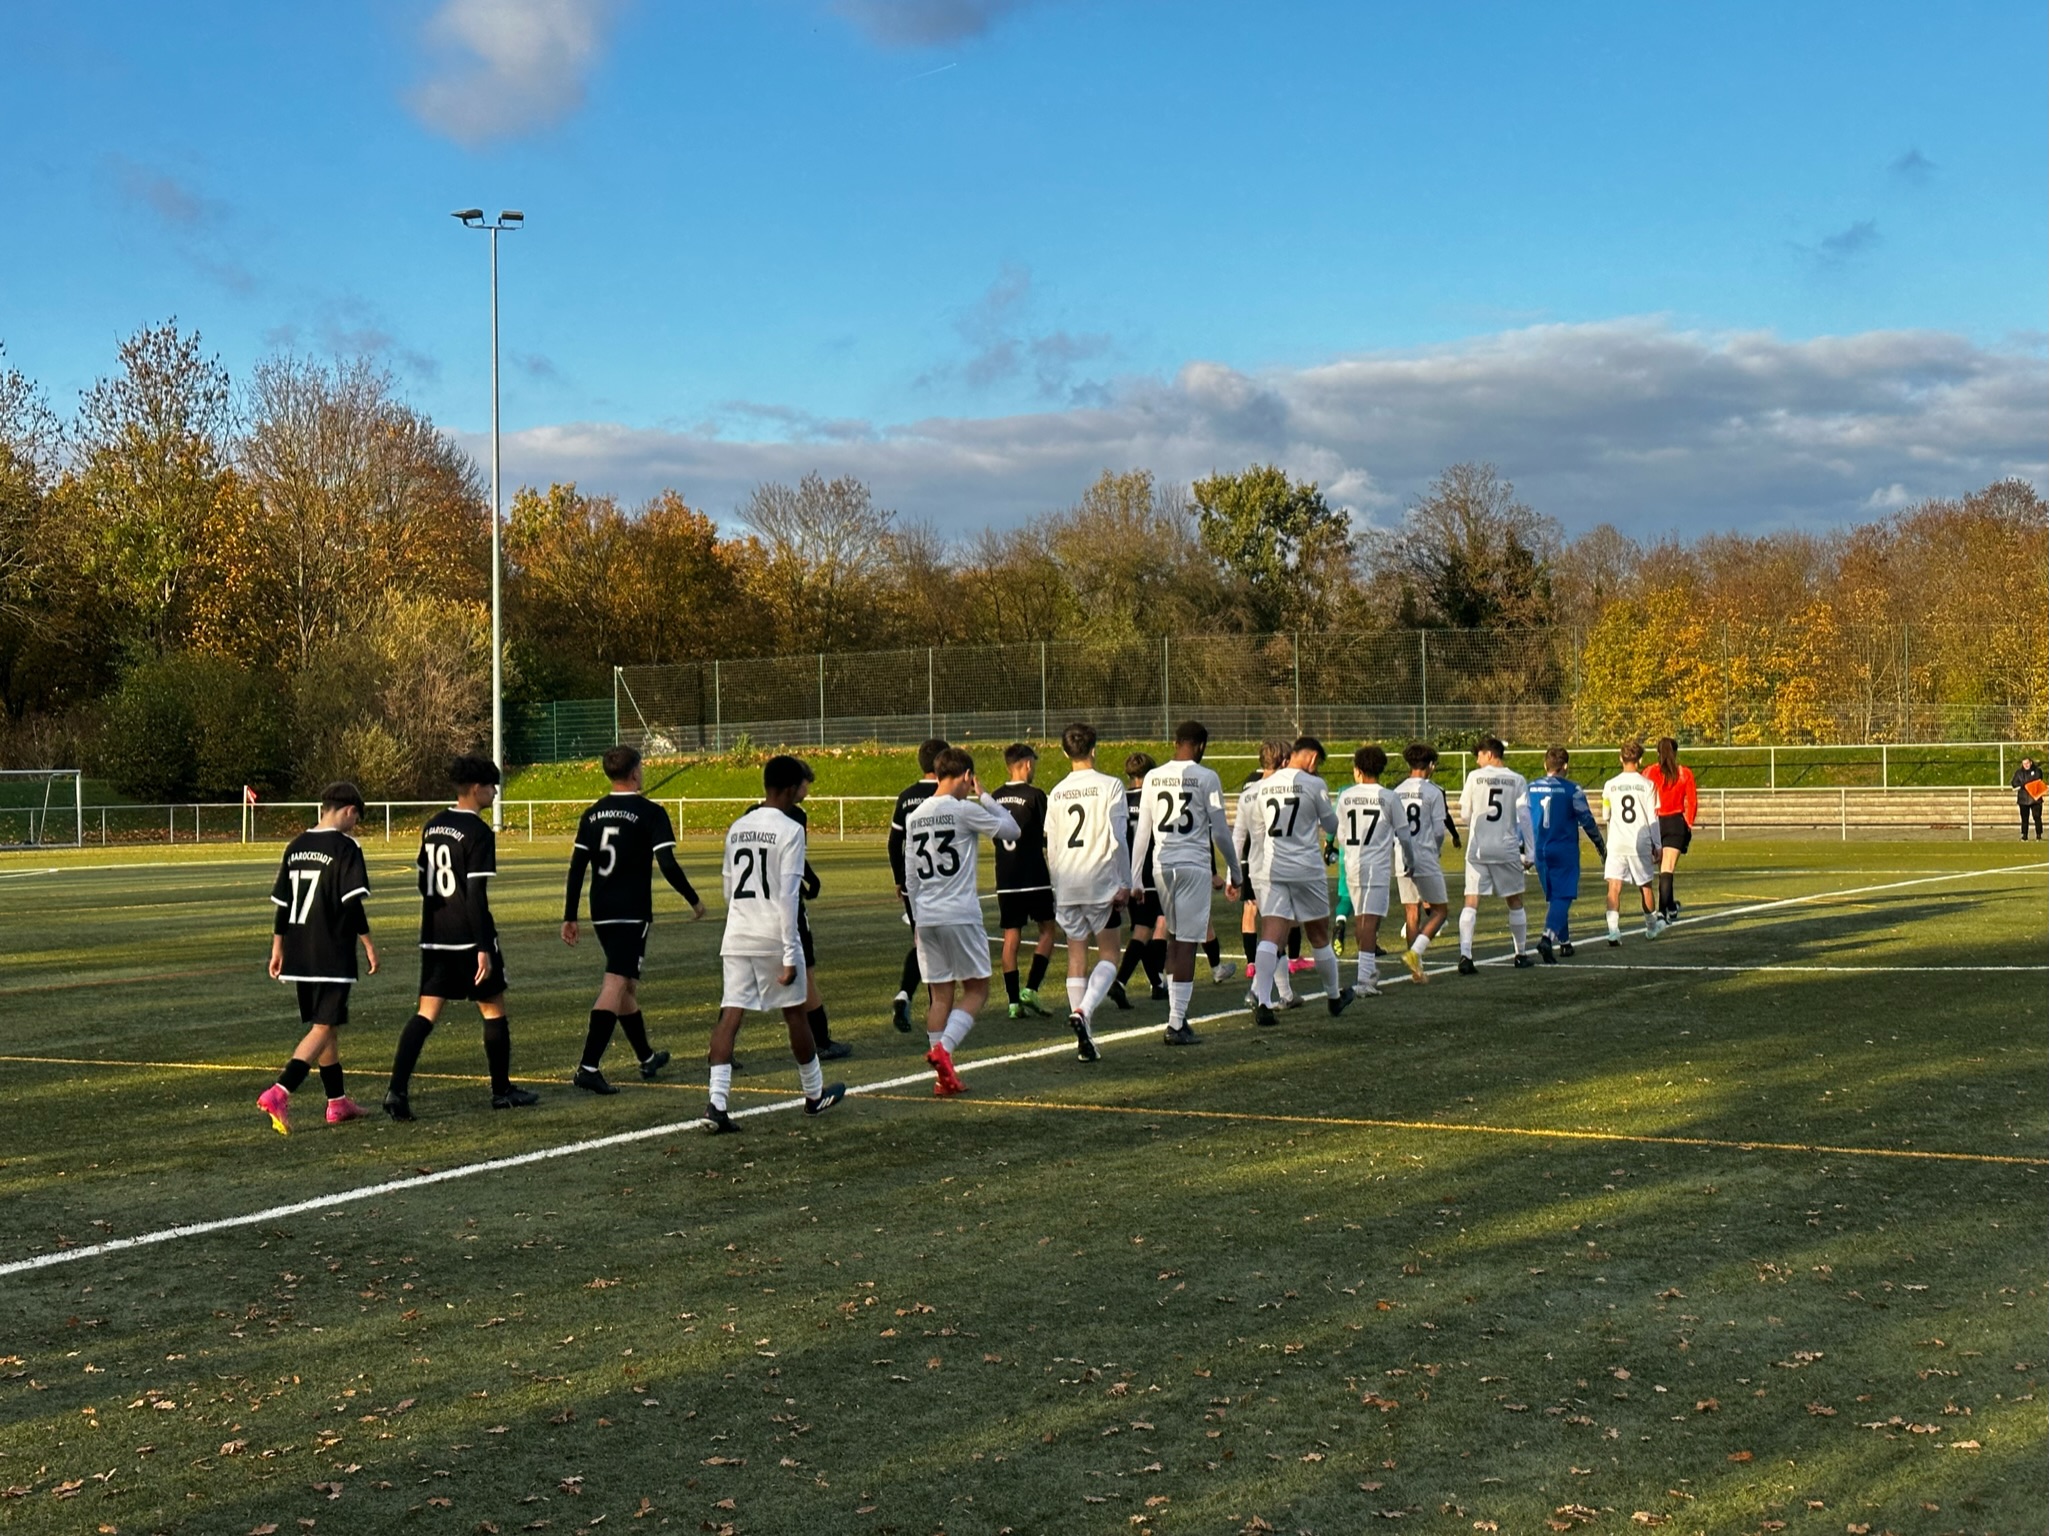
[10,785,2041,849]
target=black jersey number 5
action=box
[1485,785,1505,822]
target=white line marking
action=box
[0,868,60,879]
[5,859,2038,1280]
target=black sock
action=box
[318,1062,346,1099]
[482,1016,512,1097]
[581,1009,618,1070]
[1116,941,1147,985]
[1003,968,1020,1004]
[618,1010,653,1061]
[1027,951,1050,991]
[1202,936,1221,968]
[807,1005,831,1047]
[898,944,921,996]
[277,1057,311,1093]
[388,1015,434,1093]
[1148,938,1167,986]
[1287,926,1302,960]
[1240,931,1258,964]
[1657,873,1675,913]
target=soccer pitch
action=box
[1,841,2043,1534]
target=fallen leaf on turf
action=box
[927,1358,942,1371]
[222,1439,248,1455]
[632,1499,654,1519]
[558,1478,582,1494]
[702,1457,745,1467]
[714,1499,735,1511]
[251,1527,278,1535]
[1847,1526,1870,1535]
[1806,1402,1836,1416]
[311,1482,343,1499]
[427,1497,452,1507]
[1727,1450,1753,1462]
[1948,1439,1981,1450]
[1694,1398,1718,1413]
[53,1481,84,1499]
[1473,1524,1498,1534]
[550,1411,575,1425]
[1360,1482,1384,1491]
[1631,1516,1667,1527]
[478,1525,498,1535]
[1300,1452,1324,1463]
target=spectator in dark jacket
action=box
[2014,757,2044,840]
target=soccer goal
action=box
[0,769,84,848]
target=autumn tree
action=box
[1382,462,1559,629]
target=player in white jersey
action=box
[1333,745,1418,997]
[1244,736,1349,1027]
[1455,735,1539,972]
[1129,719,1244,1044]
[1392,743,1459,984]
[1600,737,1666,944]
[1235,740,1301,1008]
[704,755,846,1133]
[1044,722,1132,1061]
[904,746,1021,1093]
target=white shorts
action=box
[1154,866,1215,943]
[915,921,993,984]
[1254,876,1330,923]
[721,953,806,1013]
[1350,862,1394,919]
[1398,866,1449,907]
[1464,858,1526,898]
[1604,844,1657,888]
[1056,903,1115,941]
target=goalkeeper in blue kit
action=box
[1524,746,1606,962]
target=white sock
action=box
[1358,951,1379,988]
[928,1029,942,1050]
[941,1007,974,1053]
[893,989,908,1004]
[798,1057,824,1101]
[1252,939,1281,1005]
[1606,909,1622,939]
[1644,909,1658,936]
[1508,908,1528,955]
[708,1062,733,1112]
[1065,975,1085,1014]
[1168,978,1193,1026]
[1458,905,1478,957]
[1411,933,1431,958]
[1081,960,1116,1020]
[1312,944,1340,995]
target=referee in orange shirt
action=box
[1643,737,1697,922]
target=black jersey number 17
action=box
[1344,806,1380,846]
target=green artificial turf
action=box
[0,840,2043,1535]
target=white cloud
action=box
[410,0,623,146]
[835,0,1039,47]
[463,318,2047,538]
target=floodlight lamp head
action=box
[453,208,485,224]
[499,209,524,224]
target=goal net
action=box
[0,769,84,848]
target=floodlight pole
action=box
[455,209,522,826]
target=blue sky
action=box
[2,0,2043,535]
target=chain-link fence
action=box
[574,625,2045,761]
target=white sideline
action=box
[3,858,2040,1281]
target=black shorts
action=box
[997,887,1055,931]
[799,908,817,969]
[295,981,351,1027]
[1658,813,1692,855]
[596,921,650,979]
[1127,888,1162,929]
[418,943,508,1002]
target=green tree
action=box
[67,321,234,656]
[1190,463,1351,632]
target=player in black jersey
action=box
[792,808,852,1060]
[991,742,1056,1018]
[562,745,707,1094]
[887,737,948,1032]
[1115,751,1169,1001]
[256,782,376,1135]
[383,756,538,1119]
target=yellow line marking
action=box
[852,1092,2048,1168]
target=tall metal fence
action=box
[566,625,2047,761]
